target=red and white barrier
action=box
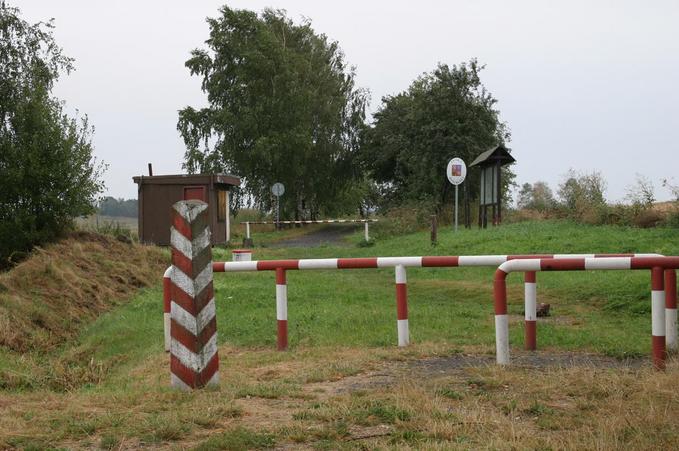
[276,268,288,350]
[242,219,377,241]
[524,271,537,351]
[395,264,409,346]
[169,200,219,389]
[666,270,677,351]
[494,256,679,369]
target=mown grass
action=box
[1,220,678,448]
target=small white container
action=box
[232,249,252,262]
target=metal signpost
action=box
[446,158,467,232]
[271,182,285,230]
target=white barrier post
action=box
[652,267,666,369]
[276,268,288,350]
[666,270,677,351]
[524,271,537,350]
[395,264,409,347]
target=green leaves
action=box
[178,6,367,218]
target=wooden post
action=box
[430,215,438,245]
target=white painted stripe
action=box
[458,255,507,266]
[500,259,541,272]
[584,257,631,270]
[276,284,287,320]
[164,313,171,352]
[171,333,218,372]
[377,257,422,268]
[171,298,216,336]
[666,309,678,351]
[395,265,407,284]
[298,258,338,270]
[171,264,212,298]
[652,290,666,337]
[554,254,594,259]
[170,226,211,259]
[397,319,409,347]
[495,315,509,365]
[206,371,220,387]
[164,266,173,278]
[171,373,192,391]
[173,201,208,223]
[524,282,537,321]
[223,261,259,272]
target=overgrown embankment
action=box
[0,231,166,353]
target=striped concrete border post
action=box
[169,200,219,390]
[665,270,677,351]
[395,265,409,347]
[163,267,172,352]
[276,268,288,350]
[524,271,537,351]
[651,267,666,369]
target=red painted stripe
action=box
[421,256,459,267]
[396,283,408,320]
[337,258,378,269]
[494,270,508,315]
[525,320,537,351]
[212,262,225,272]
[172,210,194,241]
[652,335,666,370]
[163,277,171,313]
[172,249,194,277]
[652,267,664,291]
[171,351,219,388]
[232,250,252,254]
[170,317,217,354]
[631,257,679,270]
[524,271,536,283]
[508,254,552,260]
[257,260,299,271]
[170,282,214,316]
[277,320,288,351]
[665,270,677,309]
[540,259,585,271]
[276,268,286,285]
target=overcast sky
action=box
[18,0,679,202]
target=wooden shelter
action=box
[469,145,516,228]
[133,173,241,245]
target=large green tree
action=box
[362,60,512,212]
[0,3,105,268]
[178,6,367,219]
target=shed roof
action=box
[469,145,515,168]
[132,173,241,187]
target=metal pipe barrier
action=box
[163,253,671,354]
[494,256,679,370]
[242,219,378,242]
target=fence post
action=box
[276,268,288,350]
[169,200,219,390]
[651,267,666,370]
[395,264,409,346]
[524,271,537,350]
[430,215,437,245]
[666,270,677,351]
[364,222,370,242]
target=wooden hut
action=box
[133,173,241,245]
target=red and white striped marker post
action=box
[169,200,219,390]
[163,267,172,352]
[666,270,677,352]
[524,271,537,351]
[651,267,666,369]
[395,264,409,347]
[276,268,288,350]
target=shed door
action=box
[183,186,206,202]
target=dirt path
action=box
[270,224,360,248]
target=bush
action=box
[0,5,105,269]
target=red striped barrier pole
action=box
[495,257,679,369]
[163,267,172,352]
[666,270,677,351]
[276,268,288,350]
[169,200,219,389]
[524,271,537,351]
[395,264,409,347]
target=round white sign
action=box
[446,158,467,186]
[271,182,285,196]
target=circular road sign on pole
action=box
[446,158,467,232]
[271,183,285,230]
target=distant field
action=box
[1,220,678,449]
[77,214,138,234]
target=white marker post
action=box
[446,158,467,232]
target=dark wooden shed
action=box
[469,145,516,228]
[133,173,241,245]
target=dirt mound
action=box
[0,232,166,353]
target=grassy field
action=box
[1,221,679,449]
